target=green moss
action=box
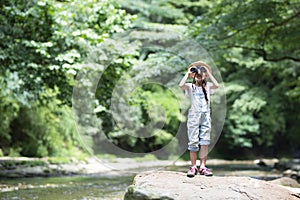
[133,154,157,162]
[48,157,72,164]
[0,160,47,169]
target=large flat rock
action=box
[124,170,299,200]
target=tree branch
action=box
[263,11,300,46]
[227,45,300,62]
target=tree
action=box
[0,0,135,156]
[189,0,300,156]
[190,0,300,62]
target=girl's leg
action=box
[198,113,212,176]
[199,145,213,176]
[199,145,208,168]
[190,151,197,167]
[186,111,200,177]
[187,151,198,177]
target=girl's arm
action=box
[206,69,219,89]
[179,71,190,90]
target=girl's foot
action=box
[187,166,198,177]
[199,167,213,176]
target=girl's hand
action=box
[187,67,194,77]
[203,66,210,74]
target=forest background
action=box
[0,0,299,160]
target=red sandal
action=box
[187,166,198,177]
[199,167,213,176]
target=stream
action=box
[0,175,133,200]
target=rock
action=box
[124,170,300,200]
[254,159,279,167]
[283,169,300,180]
[268,177,300,194]
[269,177,300,188]
[274,159,300,171]
[254,159,268,167]
[272,158,300,181]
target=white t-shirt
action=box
[184,82,213,113]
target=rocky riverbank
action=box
[0,156,174,178]
[1,157,300,199]
[124,170,300,200]
[0,157,299,180]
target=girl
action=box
[179,61,219,177]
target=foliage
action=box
[189,0,300,155]
[190,0,300,62]
[1,0,299,159]
[105,82,182,154]
[116,0,210,25]
[0,76,20,152]
[85,38,182,155]
[0,0,135,157]
[9,92,79,157]
[0,0,135,104]
[0,0,67,104]
[0,160,48,169]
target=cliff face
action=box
[124,170,300,200]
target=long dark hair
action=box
[192,73,208,104]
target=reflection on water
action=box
[0,162,284,200]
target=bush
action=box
[9,101,79,157]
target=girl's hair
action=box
[192,73,208,104]
[201,80,208,104]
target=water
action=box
[0,175,134,200]
[0,161,284,200]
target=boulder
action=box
[269,177,300,188]
[124,170,300,200]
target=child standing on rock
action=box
[179,61,219,177]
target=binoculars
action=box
[190,66,206,74]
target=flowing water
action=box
[0,161,284,200]
[0,175,134,200]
